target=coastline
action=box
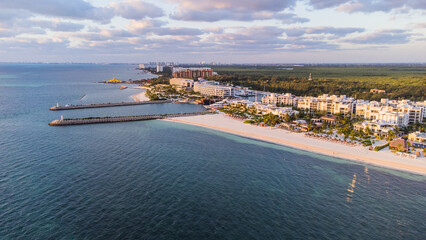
[131,88,149,102]
[162,113,426,176]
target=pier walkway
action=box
[49,111,214,126]
[49,100,172,111]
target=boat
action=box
[120,85,128,90]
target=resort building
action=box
[169,78,194,88]
[408,131,426,142]
[296,94,355,115]
[354,121,396,137]
[262,93,299,106]
[172,67,214,79]
[320,115,338,124]
[193,81,234,98]
[270,107,299,118]
[370,89,386,94]
[375,111,409,127]
[355,99,424,124]
[389,139,409,152]
[408,131,426,149]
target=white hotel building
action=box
[169,78,194,88]
[261,93,424,127]
[263,93,355,115]
[193,81,235,98]
[261,93,299,106]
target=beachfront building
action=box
[193,81,235,98]
[227,99,299,119]
[209,100,229,109]
[172,67,214,78]
[296,94,355,115]
[375,111,409,127]
[408,131,426,149]
[270,107,299,118]
[261,93,299,106]
[397,105,423,124]
[169,78,194,89]
[408,131,426,142]
[354,100,423,125]
[354,121,396,137]
[414,101,426,123]
[320,115,338,124]
[389,139,409,152]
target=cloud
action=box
[111,0,164,19]
[307,0,426,13]
[0,0,113,23]
[127,19,166,35]
[336,0,426,13]
[126,19,203,37]
[168,0,295,12]
[275,13,310,24]
[66,29,137,42]
[0,9,32,21]
[33,20,85,32]
[202,26,287,51]
[408,22,426,29]
[169,0,305,22]
[309,0,348,9]
[0,37,70,53]
[286,26,364,37]
[155,28,203,36]
[345,29,412,44]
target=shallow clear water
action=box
[0,64,425,239]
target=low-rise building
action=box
[193,81,234,97]
[389,139,409,152]
[320,115,338,124]
[170,78,194,88]
[262,93,299,106]
[354,121,396,137]
[408,131,426,142]
[370,89,386,94]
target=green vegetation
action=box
[207,65,426,101]
[244,120,255,124]
[362,139,372,146]
[145,89,162,100]
[263,113,281,126]
[374,143,390,151]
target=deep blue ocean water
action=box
[0,64,425,239]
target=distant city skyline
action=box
[1,0,425,63]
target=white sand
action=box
[131,90,149,102]
[163,113,426,175]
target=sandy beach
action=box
[131,88,149,102]
[163,113,426,175]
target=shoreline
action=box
[162,113,426,176]
[130,88,149,102]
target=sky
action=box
[0,0,425,63]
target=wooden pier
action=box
[49,100,172,111]
[48,112,214,126]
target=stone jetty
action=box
[49,112,214,126]
[49,100,172,111]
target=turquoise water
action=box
[0,64,425,239]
